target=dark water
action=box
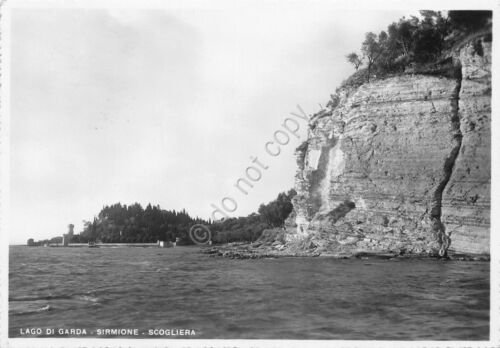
[9,245,489,340]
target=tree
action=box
[387,17,418,57]
[413,11,449,63]
[346,52,363,70]
[361,32,384,82]
[448,10,492,33]
[258,189,296,227]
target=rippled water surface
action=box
[9,246,489,339]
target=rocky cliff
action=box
[286,35,491,257]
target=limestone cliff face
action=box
[287,36,491,256]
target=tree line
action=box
[71,203,208,244]
[28,189,297,245]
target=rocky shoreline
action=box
[200,242,490,261]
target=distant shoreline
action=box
[10,243,162,248]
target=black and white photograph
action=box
[0,0,498,347]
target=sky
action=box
[8,2,413,244]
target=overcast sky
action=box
[8,2,413,244]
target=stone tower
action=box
[62,224,74,247]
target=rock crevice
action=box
[430,63,463,257]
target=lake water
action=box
[9,245,489,340]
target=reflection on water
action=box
[9,246,489,339]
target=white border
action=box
[0,1,10,348]
[1,0,499,347]
[489,3,499,347]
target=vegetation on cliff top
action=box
[343,10,492,88]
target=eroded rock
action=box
[287,35,491,257]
